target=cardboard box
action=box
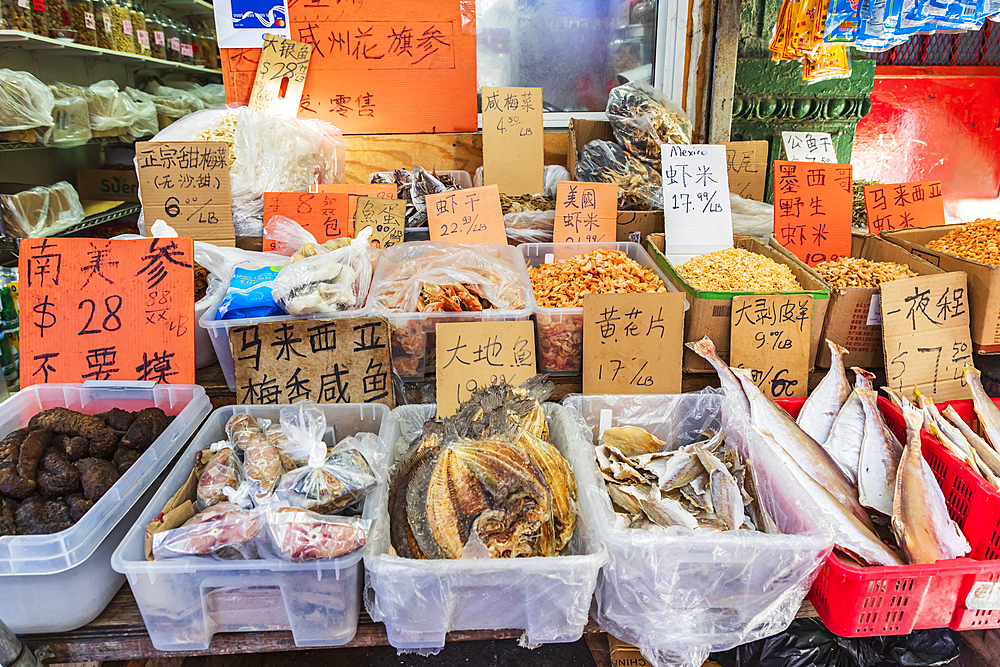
[808,230,945,368]
[882,225,1000,354]
[647,233,830,373]
[77,168,140,202]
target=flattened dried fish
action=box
[694,444,744,530]
[822,368,874,485]
[601,426,664,457]
[857,389,902,516]
[967,365,1000,450]
[608,484,648,516]
[596,444,649,485]
[797,340,851,444]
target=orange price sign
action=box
[426,184,507,245]
[262,192,350,252]
[773,161,853,267]
[19,237,195,388]
[864,181,945,234]
[553,181,617,244]
[311,183,397,231]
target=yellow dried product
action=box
[815,257,917,289]
[676,248,802,292]
[926,219,1000,265]
[528,248,667,308]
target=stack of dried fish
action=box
[372,166,462,228]
[596,425,757,532]
[500,193,555,215]
[388,376,578,559]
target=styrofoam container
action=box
[112,402,389,651]
[363,403,607,650]
[368,170,474,190]
[1,383,211,634]
[519,242,684,376]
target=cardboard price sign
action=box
[19,237,195,387]
[263,192,350,252]
[773,161,853,267]
[136,141,235,247]
[435,320,537,417]
[881,272,973,402]
[782,131,837,163]
[247,34,312,115]
[230,317,395,408]
[426,184,507,244]
[355,196,404,248]
[864,181,945,234]
[661,144,734,263]
[582,292,685,395]
[553,181,617,244]
[482,86,544,197]
[310,183,396,231]
[730,294,812,399]
[722,140,769,201]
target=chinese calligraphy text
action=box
[773,161,853,267]
[730,294,812,399]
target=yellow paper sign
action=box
[482,86,544,196]
[355,196,404,249]
[426,184,507,245]
[730,294,812,399]
[247,34,313,115]
[554,181,617,244]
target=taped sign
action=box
[248,34,313,115]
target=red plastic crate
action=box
[777,397,993,636]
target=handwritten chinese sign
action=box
[136,141,234,247]
[730,294,811,399]
[482,86,543,197]
[881,272,973,402]
[248,34,312,115]
[773,161,853,267]
[661,144,734,263]
[553,181,616,244]
[427,184,507,245]
[231,316,395,408]
[582,292,684,395]
[311,183,396,231]
[263,192,350,252]
[782,131,838,163]
[19,237,195,388]
[435,320,536,417]
[722,140,768,201]
[864,181,945,234]
[355,196,404,249]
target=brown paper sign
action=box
[730,294,811,399]
[435,320,537,417]
[355,196,404,249]
[247,34,313,115]
[553,181,617,244]
[427,184,507,245]
[136,141,235,247]
[881,272,973,402]
[230,317,395,408]
[722,140,769,201]
[583,292,685,394]
[482,86,543,196]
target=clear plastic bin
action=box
[561,393,833,667]
[367,242,535,381]
[519,242,682,376]
[0,383,211,634]
[363,403,607,650]
[111,402,389,651]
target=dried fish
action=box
[601,426,664,457]
[693,444,744,531]
[685,337,750,415]
[796,340,851,444]
[857,389,902,516]
[966,365,1000,450]
[822,368,874,485]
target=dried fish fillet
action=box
[601,426,664,457]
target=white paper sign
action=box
[867,294,882,326]
[966,581,1000,610]
[213,0,291,48]
[661,144,734,264]
[782,131,838,163]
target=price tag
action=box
[481,86,543,196]
[84,11,95,29]
[122,18,132,35]
[19,0,29,9]
[864,181,945,233]
[181,43,193,57]
[102,13,111,32]
[354,197,404,249]
[722,140,769,201]
[730,294,812,399]
[782,131,837,163]
[248,34,313,116]
[154,30,165,46]
[137,29,149,46]
[435,320,537,418]
[662,144,734,263]
[231,317,395,408]
[19,237,195,388]
[427,184,507,245]
[553,181,616,244]
[170,37,180,51]
[881,272,973,402]
[262,192,350,252]
[135,141,235,247]
[582,292,685,394]
[31,0,43,11]
[773,161,853,267]
[311,183,396,230]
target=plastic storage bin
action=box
[111,402,389,651]
[520,242,681,376]
[0,383,210,634]
[563,392,832,666]
[363,403,606,650]
[367,242,535,381]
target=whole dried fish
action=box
[797,340,851,444]
[857,389,902,516]
[943,405,1000,485]
[640,488,698,530]
[966,365,1000,450]
[685,337,750,415]
[822,367,875,484]
[693,444,744,530]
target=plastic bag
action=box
[196,441,245,509]
[226,413,282,502]
[606,82,692,166]
[263,215,319,256]
[271,227,375,316]
[44,96,92,147]
[188,83,227,108]
[730,193,774,243]
[504,209,555,245]
[152,502,265,560]
[85,80,138,132]
[541,165,571,198]
[576,139,663,210]
[145,81,205,113]
[0,69,54,132]
[128,95,159,139]
[1,181,85,238]
[264,505,370,561]
[215,265,285,320]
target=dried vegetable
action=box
[815,257,916,289]
[500,193,555,215]
[926,219,1000,265]
[676,248,802,292]
[575,139,662,211]
[371,167,461,228]
[853,179,881,229]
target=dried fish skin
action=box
[596,444,650,485]
[600,426,665,457]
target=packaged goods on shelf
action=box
[84,80,137,133]
[45,95,92,147]
[1,181,85,238]
[68,0,97,46]
[0,69,54,136]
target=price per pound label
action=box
[730,294,812,399]
[482,86,543,197]
[426,184,507,245]
[553,181,616,244]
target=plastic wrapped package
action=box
[363,403,607,651]
[576,139,663,210]
[44,96,92,147]
[196,442,244,509]
[505,209,555,245]
[730,193,774,243]
[606,82,692,166]
[561,392,834,667]
[127,93,158,139]
[189,83,226,108]
[152,502,265,560]
[1,181,85,238]
[265,506,371,562]
[541,165,571,198]
[0,69,54,132]
[146,81,204,113]
[84,80,137,132]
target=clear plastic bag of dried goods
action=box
[85,80,138,132]
[43,96,92,147]
[0,69,54,132]
[263,505,370,561]
[152,502,265,560]
[225,414,284,503]
[575,139,663,210]
[262,214,352,261]
[505,209,555,245]
[1,181,85,238]
[196,441,247,510]
[606,82,692,166]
